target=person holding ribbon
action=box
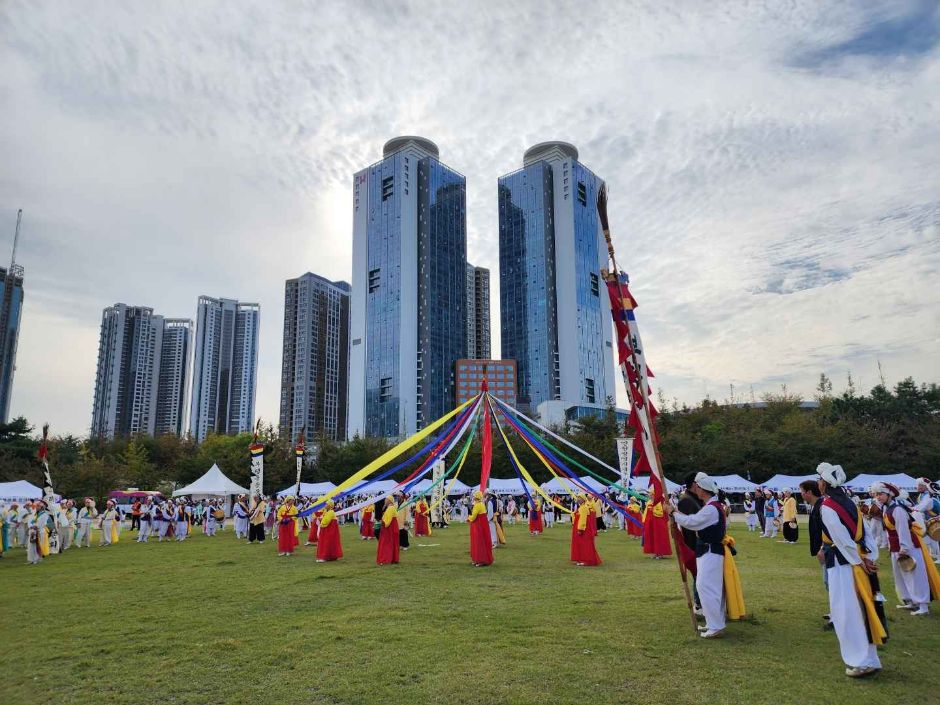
[574,494,601,567]
[816,462,885,677]
[360,502,375,540]
[376,497,400,565]
[642,490,671,559]
[528,498,543,535]
[414,496,432,537]
[316,500,343,562]
[276,496,299,557]
[468,490,493,567]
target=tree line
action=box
[1,375,937,503]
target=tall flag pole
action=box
[597,186,698,633]
[38,423,60,553]
[249,419,265,499]
[293,426,306,497]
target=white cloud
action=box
[0,0,937,434]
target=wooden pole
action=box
[598,187,699,634]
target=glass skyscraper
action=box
[498,142,615,414]
[349,137,467,439]
[189,296,259,442]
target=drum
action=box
[926,515,940,541]
[897,554,916,572]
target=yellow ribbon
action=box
[314,395,479,506]
[850,564,888,645]
[722,535,747,620]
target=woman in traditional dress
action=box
[642,492,672,558]
[528,498,543,535]
[468,490,494,566]
[305,506,322,546]
[414,496,432,537]
[376,497,400,565]
[626,496,644,538]
[781,489,799,543]
[27,501,51,564]
[360,502,375,540]
[276,496,299,557]
[743,493,758,532]
[98,500,119,546]
[575,495,602,566]
[570,495,583,562]
[316,500,343,562]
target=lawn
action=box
[1,519,937,705]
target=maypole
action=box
[38,423,60,554]
[597,186,698,633]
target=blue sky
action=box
[1,0,938,435]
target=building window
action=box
[379,377,392,402]
[585,378,595,404]
[369,268,381,293]
[577,181,587,206]
[382,176,394,201]
[590,272,599,296]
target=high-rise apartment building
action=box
[349,136,467,439]
[466,263,491,360]
[498,141,615,414]
[91,304,192,438]
[154,319,193,436]
[280,272,350,443]
[189,296,259,442]
[0,220,24,423]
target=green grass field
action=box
[1,519,937,705]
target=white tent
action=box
[277,481,337,498]
[477,477,529,495]
[444,479,472,495]
[0,480,46,502]
[406,477,473,496]
[710,474,758,493]
[845,473,920,493]
[172,464,248,515]
[625,475,682,495]
[541,476,609,495]
[762,474,818,491]
[348,479,400,496]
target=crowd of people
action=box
[4,469,939,678]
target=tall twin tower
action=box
[347,137,615,440]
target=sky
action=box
[1,1,938,437]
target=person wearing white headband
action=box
[817,462,884,677]
[912,478,940,562]
[872,481,935,616]
[666,472,743,639]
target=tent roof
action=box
[172,464,248,497]
[845,473,920,493]
[625,475,682,495]
[762,474,818,491]
[0,480,45,500]
[541,476,609,495]
[444,479,472,495]
[277,481,337,498]
[348,479,400,495]
[476,477,529,495]
[710,474,758,493]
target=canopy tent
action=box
[277,481,337,498]
[0,480,57,503]
[172,464,248,515]
[845,473,920,493]
[624,475,682,495]
[710,474,758,493]
[476,477,529,495]
[761,474,818,491]
[407,478,471,496]
[347,479,400,496]
[541,475,609,495]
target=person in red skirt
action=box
[376,497,400,565]
[642,492,672,559]
[305,506,323,546]
[414,496,432,537]
[276,496,299,557]
[570,495,582,562]
[528,499,544,535]
[468,490,493,567]
[360,502,375,540]
[574,495,602,566]
[626,496,644,538]
[315,500,343,562]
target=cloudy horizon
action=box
[1,1,938,437]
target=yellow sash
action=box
[722,535,747,620]
[821,502,887,645]
[912,524,940,601]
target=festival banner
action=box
[616,437,634,490]
[249,421,264,499]
[38,423,60,553]
[429,459,444,525]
